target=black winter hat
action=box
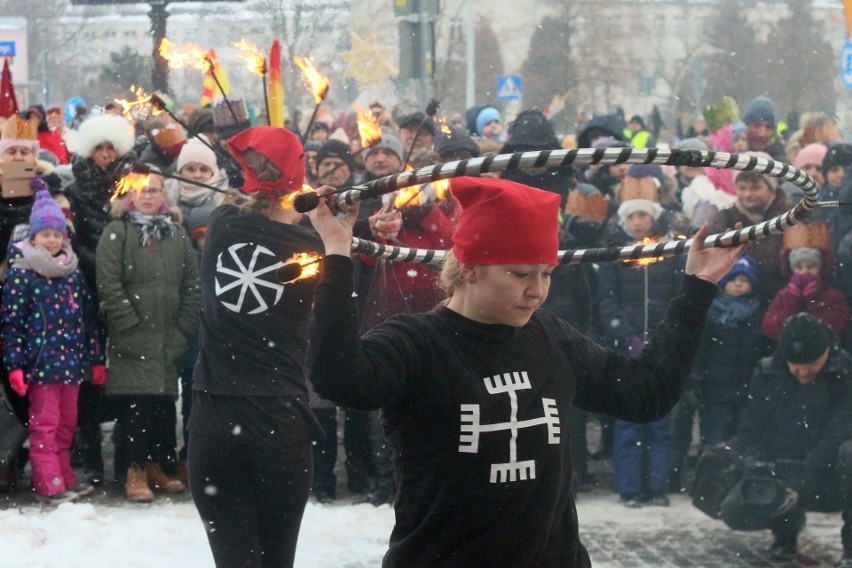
[779,313,832,364]
[577,113,628,148]
[316,139,355,172]
[397,112,437,137]
[822,142,852,179]
[742,96,777,126]
[434,125,479,160]
[502,109,560,152]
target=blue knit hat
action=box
[742,96,776,126]
[718,254,758,290]
[28,190,66,238]
[475,106,501,137]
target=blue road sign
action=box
[0,42,15,57]
[497,75,523,101]
[842,40,852,89]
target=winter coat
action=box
[712,190,792,303]
[736,345,852,471]
[692,293,773,405]
[597,223,684,351]
[762,283,849,341]
[96,213,199,396]
[66,153,137,292]
[1,244,104,385]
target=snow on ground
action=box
[0,491,843,567]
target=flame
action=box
[624,237,665,267]
[158,38,210,72]
[284,252,322,282]
[437,117,452,135]
[354,105,382,148]
[114,85,162,122]
[432,178,451,200]
[112,172,151,202]
[293,55,329,104]
[394,186,424,209]
[233,39,266,76]
[281,185,315,210]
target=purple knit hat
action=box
[28,190,66,238]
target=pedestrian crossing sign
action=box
[497,75,523,101]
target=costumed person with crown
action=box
[306,175,744,567]
[187,127,323,568]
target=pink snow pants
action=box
[28,384,80,496]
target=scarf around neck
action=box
[712,292,760,327]
[127,210,176,248]
[11,240,79,278]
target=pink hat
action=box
[793,143,828,170]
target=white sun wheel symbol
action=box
[215,243,285,314]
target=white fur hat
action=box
[617,198,663,221]
[65,114,135,158]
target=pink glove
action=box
[8,370,26,397]
[788,272,818,298]
[91,365,108,386]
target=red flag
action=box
[0,58,19,119]
[268,40,285,128]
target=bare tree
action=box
[518,11,574,112]
[474,16,504,106]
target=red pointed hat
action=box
[450,176,560,265]
[227,126,305,196]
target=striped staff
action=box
[296,147,823,266]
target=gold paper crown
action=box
[0,114,38,142]
[619,177,659,203]
[565,190,608,221]
[703,97,740,133]
[782,221,832,251]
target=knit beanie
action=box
[822,143,852,179]
[717,254,758,290]
[177,138,219,174]
[316,139,354,172]
[789,247,822,271]
[475,106,501,137]
[397,112,437,137]
[779,313,832,364]
[451,176,560,265]
[742,96,777,126]
[793,143,828,170]
[186,108,214,139]
[363,127,403,162]
[503,110,560,152]
[731,121,746,145]
[28,189,66,238]
[627,164,665,188]
[675,137,709,152]
[434,125,479,160]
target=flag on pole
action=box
[0,58,19,118]
[268,40,285,128]
[845,0,852,38]
[200,49,232,107]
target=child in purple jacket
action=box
[1,190,105,505]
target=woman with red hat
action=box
[187,126,323,568]
[306,176,744,567]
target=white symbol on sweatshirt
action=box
[215,243,284,314]
[459,371,560,483]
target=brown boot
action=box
[126,463,154,503]
[145,462,186,494]
[175,460,188,487]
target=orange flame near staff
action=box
[624,237,665,267]
[432,178,451,200]
[281,185,315,210]
[233,39,266,76]
[293,55,329,104]
[114,85,162,122]
[354,105,382,149]
[437,117,452,135]
[283,252,322,282]
[112,172,151,202]
[158,38,210,71]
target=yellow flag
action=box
[200,49,231,106]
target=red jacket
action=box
[762,283,849,341]
[38,130,70,164]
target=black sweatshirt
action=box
[190,205,323,447]
[308,255,717,568]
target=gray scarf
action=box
[127,210,176,248]
[11,240,79,278]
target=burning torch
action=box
[294,55,329,144]
[233,39,269,124]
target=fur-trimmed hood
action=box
[65,115,136,159]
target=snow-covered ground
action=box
[0,491,843,568]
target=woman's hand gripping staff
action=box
[309,185,360,258]
[686,223,747,284]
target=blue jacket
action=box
[2,247,104,385]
